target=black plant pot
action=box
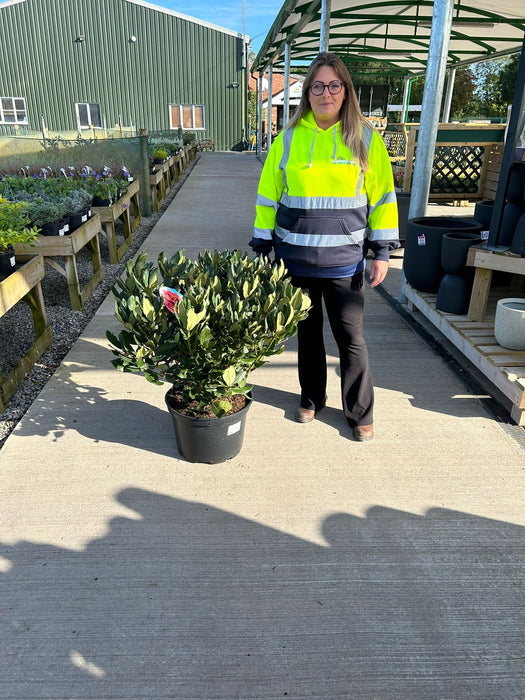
[41,221,60,236]
[506,161,525,207]
[0,245,16,279]
[498,202,525,247]
[441,231,481,276]
[404,217,482,293]
[93,196,111,207]
[473,199,494,232]
[165,391,252,464]
[68,213,85,233]
[510,211,525,256]
[436,273,472,315]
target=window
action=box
[76,102,102,129]
[170,104,205,130]
[0,97,27,124]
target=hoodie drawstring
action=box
[307,125,338,167]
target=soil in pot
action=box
[165,390,252,464]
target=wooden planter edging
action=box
[0,255,52,412]
[149,168,165,213]
[92,179,141,264]
[403,279,525,426]
[15,213,104,311]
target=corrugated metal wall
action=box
[0,0,247,150]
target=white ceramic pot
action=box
[494,298,525,350]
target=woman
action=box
[250,52,399,441]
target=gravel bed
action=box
[0,158,198,450]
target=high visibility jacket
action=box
[252,110,400,275]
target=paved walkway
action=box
[1,153,523,699]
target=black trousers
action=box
[291,272,374,427]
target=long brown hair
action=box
[286,52,369,171]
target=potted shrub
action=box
[153,148,168,164]
[0,198,39,278]
[106,249,312,463]
[26,196,68,236]
[64,188,93,232]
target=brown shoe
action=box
[295,398,327,424]
[295,407,316,423]
[353,424,374,441]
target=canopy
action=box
[252,0,525,77]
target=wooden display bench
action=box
[15,213,104,311]
[168,153,182,187]
[467,245,525,321]
[92,179,141,264]
[150,168,166,212]
[0,255,52,412]
[403,279,525,426]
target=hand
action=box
[369,259,389,288]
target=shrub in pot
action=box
[107,249,312,463]
[0,198,40,278]
[26,196,68,236]
[64,189,93,231]
[153,148,168,164]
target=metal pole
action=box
[267,65,273,151]
[399,0,454,302]
[283,42,291,128]
[407,0,454,221]
[401,77,410,124]
[442,66,456,123]
[257,74,263,155]
[319,0,331,53]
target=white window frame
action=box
[75,102,103,130]
[0,97,28,124]
[170,104,206,130]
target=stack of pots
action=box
[404,216,483,296]
[436,231,482,314]
[505,161,525,255]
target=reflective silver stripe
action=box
[369,190,397,213]
[275,224,366,246]
[253,227,273,240]
[369,227,399,240]
[362,124,374,151]
[280,193,368,209]
[256,194,278,209]
[279,127,294,192]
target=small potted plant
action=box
[107,249,311,463]
[153,148,168,164]
[26,196,68,236]
[0,197,40,278]
[64,188,93,232]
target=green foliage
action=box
[107,249,312,417]
[25,196,66,227]
[182,132,196,145]
[0,197,40,251]
[153,148,168,161]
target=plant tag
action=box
[417,233,426,246]
[227,421,241,436]
[88,209,91,217]
[82,214,87,222]
[9,255,15,266]
[59,229,65,236]
[481,229,489,240]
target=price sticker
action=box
[417,233,426,246]
[481,229,489,240]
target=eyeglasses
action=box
[309,81,344,96]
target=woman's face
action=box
[308,65,346,129]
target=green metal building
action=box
[0,0,249,150]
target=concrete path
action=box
[1,153,523,699]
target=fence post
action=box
[139,129,152,217]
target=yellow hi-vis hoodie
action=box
[251,110,400,275]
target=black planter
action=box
[41,221,60,236]
[498,202,525,247]
[506,161,525,207]
[0,245,16,279]
[93,196,111,207]
[404,217,482,293]
[510,212,525,256]
[436,274,471,315]
[473,199,494,232]
[396,192,410,242]
[165,391,252,464]
[441,231,481,276]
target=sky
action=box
[147,1,283,56]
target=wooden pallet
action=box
[403,281,525,425]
